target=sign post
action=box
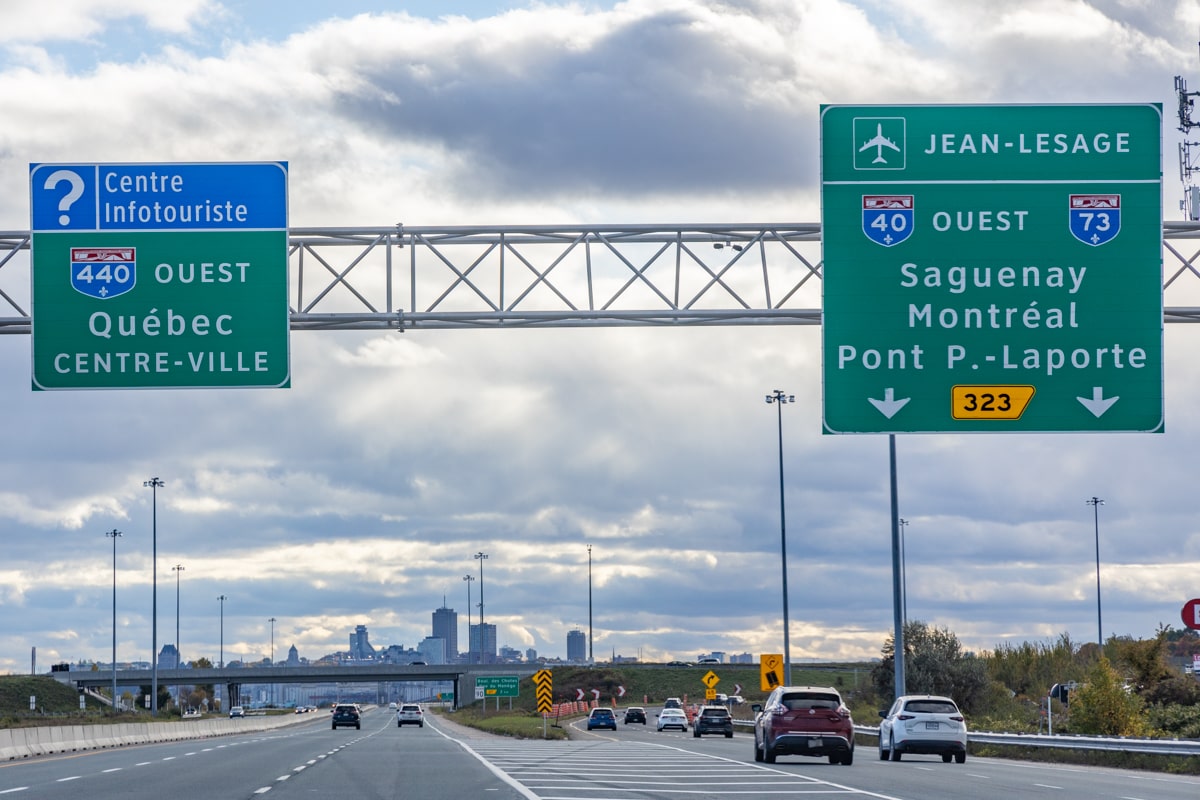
[30,162,290,390]
[820,105,1163,433]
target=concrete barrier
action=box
[0,713,311,761]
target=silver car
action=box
[879,695,967,763]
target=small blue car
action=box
[586,708,617,730]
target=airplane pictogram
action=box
[858,123,901,164]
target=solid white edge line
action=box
[428,720,540,800]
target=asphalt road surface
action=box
[1,708,1197,800]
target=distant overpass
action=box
[62,662,540,709]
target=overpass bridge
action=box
[63,662,540,710]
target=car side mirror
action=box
[750,703,762,713]
[879,711,886,718]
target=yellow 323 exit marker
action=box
[951,385,1036,420]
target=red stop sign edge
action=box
[1181,598,1200,630]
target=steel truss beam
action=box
[2,222,1200,334]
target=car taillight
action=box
[896,714,915,720]
[950,715,963,722]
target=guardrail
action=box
[851,725,1200,757]
[733,718,1200,756]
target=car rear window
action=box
[780,692,841,711]
[702,708,729,718]
[904,700,959,714]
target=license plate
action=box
[924,722,939,730]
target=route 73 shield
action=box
[70,247,136,299]
[862,195,914,247]
[1069,194,1120,246]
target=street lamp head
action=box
[144,477,164,489]
[475,552,488,561]
[765,390,795,404]
[463,574,475,582]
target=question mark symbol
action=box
[43,169,85,226]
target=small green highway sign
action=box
[820,104,1163,433]
[30,162,289,390]
[475,675,519,698]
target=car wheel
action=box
[397,721,401,727]
[331,724,336,730]
[725,731,733,739]
[955,751,966,764]
[693,730,700,738]
[763,738,777,764]
[942,753,952,763]
[355,723,360,730]
[842,748,854,766]
[753,735,764,762]
[419,722,424,728]
[879,740,888,760]
[889,736,902,761]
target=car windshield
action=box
[903,700,959,714]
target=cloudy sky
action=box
[2,0,1200,675]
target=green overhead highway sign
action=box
[29,162,289,390]
[820,104,1163,433]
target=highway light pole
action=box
[587,544,593,664]
[173,563,185,711]
[765,389,794,686]
[218,594,226,668]
[269,617,276,707]
[1088,497,1105,652]
[173,564,185,665]
[462,574,475,663]
[105,529,121,712]
[475,551,488,662]
[144,477,164,715]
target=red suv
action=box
[753,686,854,765]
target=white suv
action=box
[878,695,967,763]
[396,703,424,727]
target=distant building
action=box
[468,623,497,664]
[525,647,537,663]
[286,644,300,666]
[418,636,447,664]
[158,644,180,669]
[349,625,376,661]
[567,629,586,662]
[498,645,522,662]
[730,652,754,664]
[432,605,458,661]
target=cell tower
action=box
[1175,40,1200,219]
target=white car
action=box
[878,695,967,763]
[657,708,689,731]
[396,703,424,727]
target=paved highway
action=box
[1,707,1198,799]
